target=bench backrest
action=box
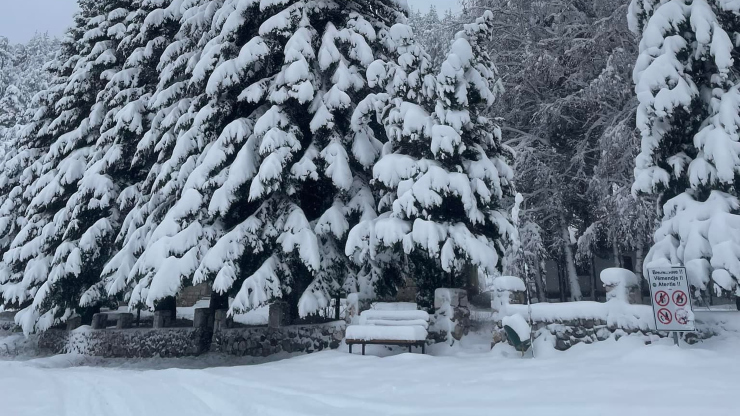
[358,308,430,329]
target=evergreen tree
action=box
[102,0,222,311]
[0,22,88,325]
[1,1,140,331]
[629,0,740,297]
[104,0,408,321]
[348,11,515,308]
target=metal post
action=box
[673,332,679,346]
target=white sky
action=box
[0,0,461,43]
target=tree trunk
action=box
[561,222,583,301]
[635,245,646,303]
[612,231,622,268]
[533,251,546,303]
[590,257,598,301]
[155,296,177,321]
[334,292,341,320]
[209,289,229,312]
[465,263,479,297]
[557,257,566,302]
[80,304,101,326]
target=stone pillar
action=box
[490,276,527,314]
[153,310,172,328]
[600,268,639,304]
[66,315,82,331]
[344,293,372,325]
[432,288,471,343]
[117,313,134,329]
[213,309,232,331]
[268,301,291,328]
[193,308,212,329]
[91,313,108,330]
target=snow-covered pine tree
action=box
[629,0,740,298]
[0,1,145,332]
[0,34,60,132]
[102,0,222,312]
[0,33,67,312]
[57,0,187,313]
[106,0,408,320]
[0,18,91,322]
[349,11,515,308]
[345,20,438,303]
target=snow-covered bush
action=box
[629,0,740,297]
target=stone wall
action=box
[39,327,213,357]
[177,283,211,307]
[31,307,346,359]
[0,320,16,335]
[430,288,470,344]
[488,272,715,351]
[211,321,345,357]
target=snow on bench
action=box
[346,305,429,355]
[371,302,419,311]
[345,326,428,342]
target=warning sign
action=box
[675,309,689,325]
[654,291,670,306]
[656,308,672,325]
[672,291,687,307]
[647,267,695,332]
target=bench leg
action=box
[422,343,425,354]
[409,345,412,353]
[349,344,352,354]
[362,344,365,355]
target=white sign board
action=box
[647,267,695,332]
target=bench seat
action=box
[345,305,429,355]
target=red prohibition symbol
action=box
[657,308,672,325]
[654,290,670,307]
[675,309,689,325]
[672,291,688,307]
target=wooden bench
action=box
[345,304,429,355]
[347,339,426,355]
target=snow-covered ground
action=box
[1,329,739,416]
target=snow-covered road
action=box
[1,336,738,416]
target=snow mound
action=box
[506,302,655,331]
[371,302,418,311]
[492,276,526,292]
[502,313,531,341]
[600,268,638,287]
[359,310,429,321]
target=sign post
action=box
[647,267,695,345]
